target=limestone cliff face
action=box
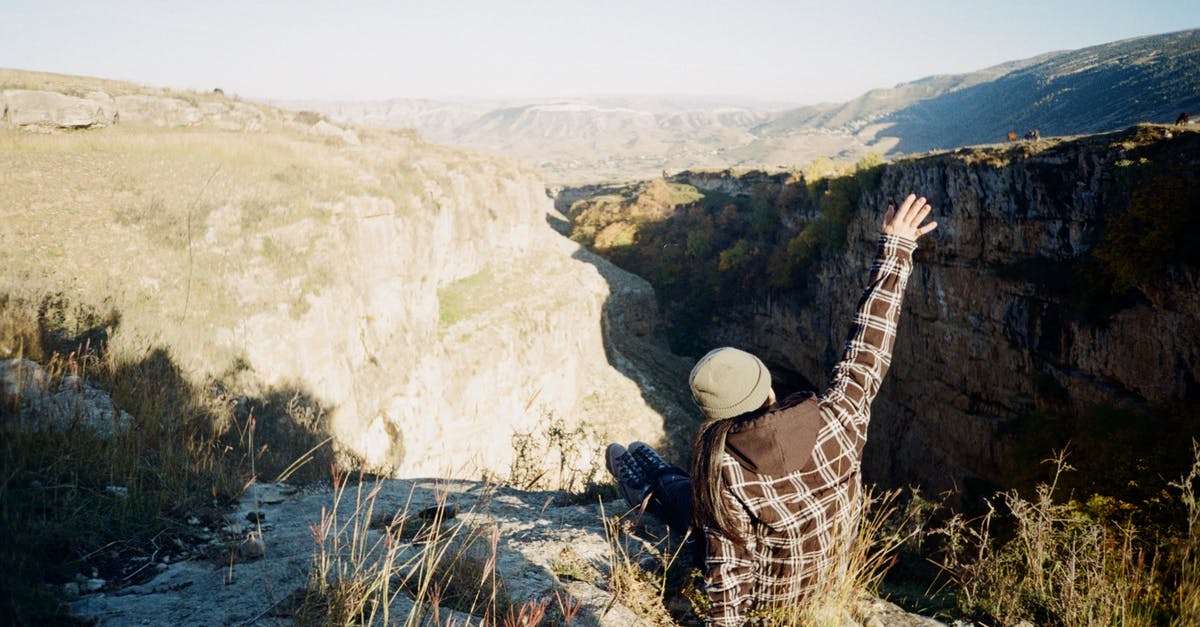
[696,128,1200,494]
[228,173,677,477]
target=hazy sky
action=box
[1,1,1195,105]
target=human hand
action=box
[882,194,937,241]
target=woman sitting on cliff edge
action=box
[606,193,938,625]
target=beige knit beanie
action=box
[688,347,772,420]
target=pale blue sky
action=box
[1,1,1194,105]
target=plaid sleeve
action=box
[818,233,915,442]
[703,479,756,626]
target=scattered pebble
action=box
[239,531,265,560]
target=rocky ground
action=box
[67,478,951,626]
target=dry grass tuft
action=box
[294,469,548,627]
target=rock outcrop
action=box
[1,87,269,131]
[2,89,118,128]
[112,94,268,130]
[0,359,132,438]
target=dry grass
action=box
[294,469,586,627]
[934,449,1200,626]
[1170,445,1200,626]
[600,504,694,626]
[0,293,333,624]
[0,68,214,99]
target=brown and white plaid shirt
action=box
[703,233,917,625]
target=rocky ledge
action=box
[68,478,947,626]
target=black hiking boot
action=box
[605,443,650,509]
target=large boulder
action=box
[2,89,117,128]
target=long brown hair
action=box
[691,416,744,541]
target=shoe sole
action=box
[605,443,648,508]
[629,441,676,478]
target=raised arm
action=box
[818,194,936,442]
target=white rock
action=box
[2,89,117,128]
[239,531,265,559]
[3,362,133,438]
[308,119,360,145]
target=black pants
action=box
[646,468,693,537]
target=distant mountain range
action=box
[280,29,1200,183]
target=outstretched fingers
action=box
[901,196,926,224]
[908,200,931,227]
[882,193,937,240]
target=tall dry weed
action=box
[296,469,551,627]
[1169,441,1200,627]
[934,450,1176,626]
